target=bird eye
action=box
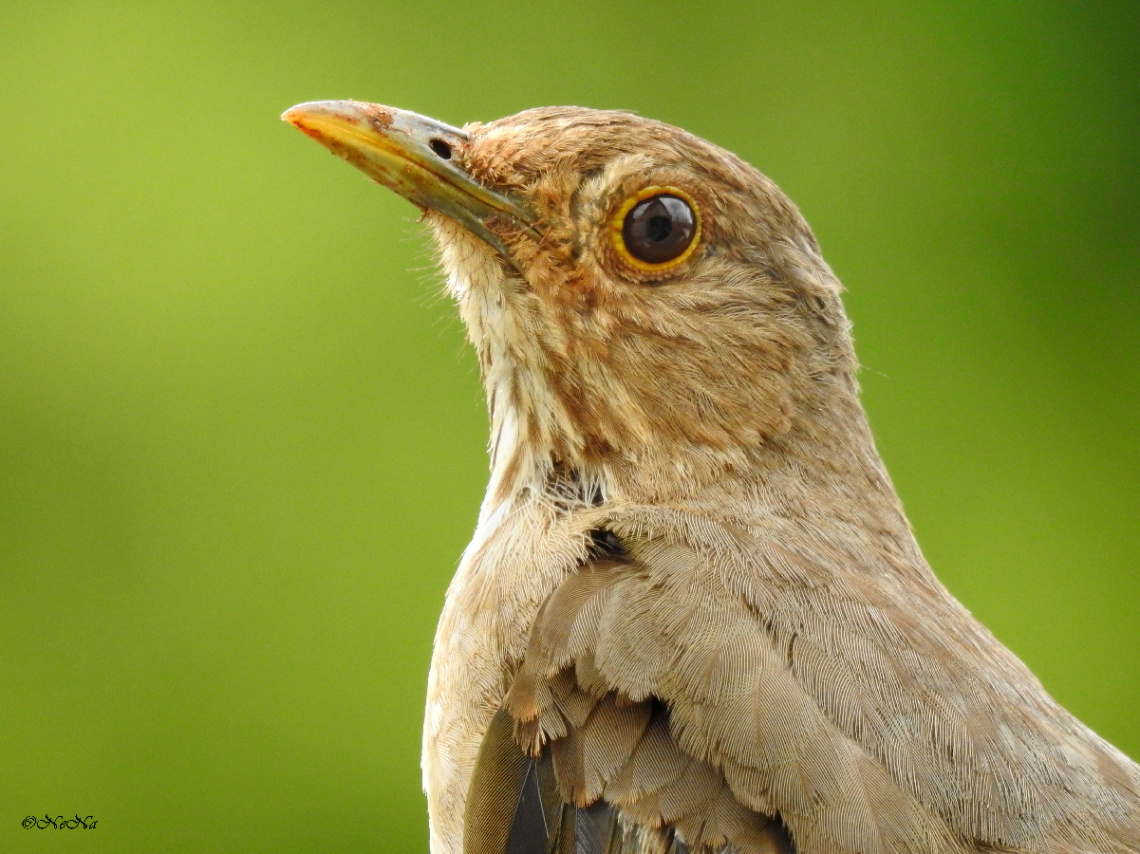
[613,187,700,272]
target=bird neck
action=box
[479,356,916,566]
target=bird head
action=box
[284,102,875,506]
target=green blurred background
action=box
[2,1,1137,851]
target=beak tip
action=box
[282,100,347,128]
[282,101,324,129]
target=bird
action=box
[282,100,1140,854]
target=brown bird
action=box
[282,100,1140,854]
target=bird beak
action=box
[282,100,537,257]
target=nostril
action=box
[429,138,452,160]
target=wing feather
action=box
[466,515,1140,853]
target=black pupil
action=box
[622,194,695,265]
[646,216,672,242]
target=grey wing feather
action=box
[466,707,654,854]
[468,524,1140,854]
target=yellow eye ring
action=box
[611,185,702,274]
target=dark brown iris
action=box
[621,194,697,265]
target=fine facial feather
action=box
[434,109,862,507]
[281,102,1140,854]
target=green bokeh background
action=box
[2,2,1137,851]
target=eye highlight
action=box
[612,186,701,273]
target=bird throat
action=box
[429,216,606,520]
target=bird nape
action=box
[283,101,1140,854]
